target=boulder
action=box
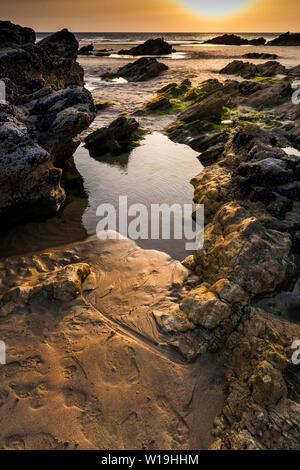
[38,28,79,60]
[78,44,94,55]
[267,32,300,46]
[85,116,142,157]
[118,38,173,56]
[0,20,35,47]
[103,57,168,82]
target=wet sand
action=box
[0,236,224,450]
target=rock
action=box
[0,263,91,315]
[24,78,46,91]
[0,84,95,225]
[145,96,172,112]
[249,361,287,407]
[118,38,173,56]
[179,94,225,124]
[0,20,35,47]
[267,32,300,46]
[103,57,168,82]
[288,64,300,77]
[243,53,278,60]
[0,31,84,91]
[84,115,142,157]
[180,284,232,330]
[78,44,94,55]
[204,34,266,46]
[220,60,286,78]
[38,28,79,60]
[255,291,300,322]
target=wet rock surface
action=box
[0,22,95,226]
[84,115,143,156]
[163,64,300,449]
[103,57,168,82]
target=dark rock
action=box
[104,57,168,82]
[267,32,300,46]
[0,33,84,91]
[84,116,142,157]
[220,60,286,78]
[25,78,45,91]
[204,34,266,46]
[0,20,35,47]
[179,94,225,124]
[38,28,79,60]
[243,53,278,60]
[118,38,173,56]
[78,44,94,55]
[145,96,172,112]
[199,144,225,166]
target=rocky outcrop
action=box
[38,28,79,60]
[118,38,173,56]
[84,115,143,157]
[78,44,94,55]
[243,53,278,60]
[204,34,266,46]
[267,32,300,46]
[220,60,286,78]
[0,20,35,47]
[103,57,168,82]
[178,93,225,124]
[0,262,91,315]
[162,71,300,448]
[0,22,95,227]
[0,24,84,91]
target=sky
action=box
[1,0,299,32]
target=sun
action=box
[175,0,258,17]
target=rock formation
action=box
[84,115,143,157]
[204,34,266,46]
[267,32,300,46]
[118,38,173,56]
[163,68,300,449]
[102,57,168,82]
[0,22,95,227]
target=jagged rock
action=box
[0,22,95,227]
[84,115,142,157]
[204,34,265,46]
[0,20,35,47]
[145,96,172,112]
[268,32,300,46]
[179,94,225,124]
[118,38,173,56]
[38,28,79,60]
[220,60,286,78]
[0,33,84,91]
[78,44,94,55]
[0,263,91,315]
[103,57,168,82]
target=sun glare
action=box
[176,0,258,17]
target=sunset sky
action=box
[1,0,299,32]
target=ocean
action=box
[36,31,281,45]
